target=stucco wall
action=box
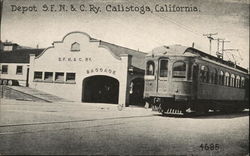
[0,63,29,86]
[29,32,130,104]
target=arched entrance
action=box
[82,75,119,104]
[129,78,145,107]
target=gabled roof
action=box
[0,49,44,63]
[99,41,147,70]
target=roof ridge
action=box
[99,40,147,54]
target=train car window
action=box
[210,68,217,84]
[219,71,224,85]
[214,69,218,84]
[225,72,230,86]
[187,63,192,80]
[241,77,245,88]
[1,65,8,74]
[200,65,209,82]
[210,71,214,84]
[146,61,155,75]
[172,61,186,78]
[44,72,53,81]
[159,59,168,77]
[230,74,235,87]
[236,76,240,88]
[34,71,43,81]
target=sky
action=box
[1,0,249,68]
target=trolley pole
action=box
[203,33,218,55]
[223,49,239,65]
[215,38,224,59]
[220,40,230,59]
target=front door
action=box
[157,58,169,93]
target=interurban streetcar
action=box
[144,45,249,115]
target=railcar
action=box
[144,45,249,115]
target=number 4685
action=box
[200,143,220,151]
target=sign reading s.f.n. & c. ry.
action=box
[58,57,92,62]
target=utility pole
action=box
[0,0,3,42]
[203,33,218,55]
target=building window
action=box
[1,65,8,74]
[16,66,23,75]
[71,42,80,52]
[66,73,76,82]
[34,71,43,81]
[44,72,53,82]
[55,72,64,82]
[173,61,186,78]
[146,61,155,75]
[200,65,209,82]
[160,59,168,77]
[230,74,235,87]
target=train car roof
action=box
[148,45,248,73]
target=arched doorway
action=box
[129,78,145,107]
[82,75,119,104]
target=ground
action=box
[0,99,249,155]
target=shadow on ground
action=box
[153,110,249,119]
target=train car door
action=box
[157,58,169,93]
[144,60,158,93]
[192,64,199,99]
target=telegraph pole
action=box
[203,33,218,55]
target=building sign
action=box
[58,57,92,62]
[86,67,116,75]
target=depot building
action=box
[29,32,146,106]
